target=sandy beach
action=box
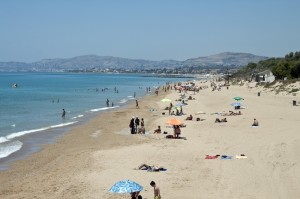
[0,81,299,199]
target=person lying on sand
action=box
[136,164,166,172]
[188,96,195,100]
[222,111,242,116]
[215,118,227,123]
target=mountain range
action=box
[0,52,268,72]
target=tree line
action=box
[233,51,300,80]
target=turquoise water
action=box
[0,72,189,165]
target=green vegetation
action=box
[290,88,299,93]
[233,51,300,80]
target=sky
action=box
[0,0,300,62]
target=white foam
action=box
[0,137,9,144]
[6,121,78,140]
[71,114,84,119]
[0,140,23,159]
[89,106,119,112]
[119,99,128,104]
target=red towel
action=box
[205,155,220,159]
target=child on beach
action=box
[252,118,259,126]
[150,181,161,199]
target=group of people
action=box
[129,117,145,134]
[130,181,161,199]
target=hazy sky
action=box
[1,0,299,62]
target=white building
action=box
[256,70,275,83]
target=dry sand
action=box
[0,81,299,199]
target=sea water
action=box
[0,72,191,169]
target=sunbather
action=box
[137,164,165,172]
[137,126,145,134]
[252,118,259,126]
[215,118,227,123]
[185,114,193,120]
[154,126,161,133]
[221,118,227,122]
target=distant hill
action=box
[0,52,268,72]
[183,52,268,67]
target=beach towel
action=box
[236,154,247,159]
[205,155,220,159]
[147,167,167,172]
[221,155,233,160]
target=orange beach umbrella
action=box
[166,118,183,125]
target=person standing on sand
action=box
[62,109,66,119]
[129,117,135,134]
[135,117,140,132]
[136,100,139,108]
[150,181,161,199]
[141,118,144,128]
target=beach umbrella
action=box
[231,102,241,107]
[172,106,180,110]
[160,98,172,102]
[175,102,186,106]
[233,97,244,101]
[109,180,143,194]
[166,118,183,125]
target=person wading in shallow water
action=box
[62,109,66,119]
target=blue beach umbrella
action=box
[109,180,143,194]
[231,102,241,107]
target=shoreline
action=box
[0,85,170,177]
[1,81,299,199]
[0,82,161,170]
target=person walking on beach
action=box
[62,109,66,119]
[136,99,139,108]
[150,181,161,199]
